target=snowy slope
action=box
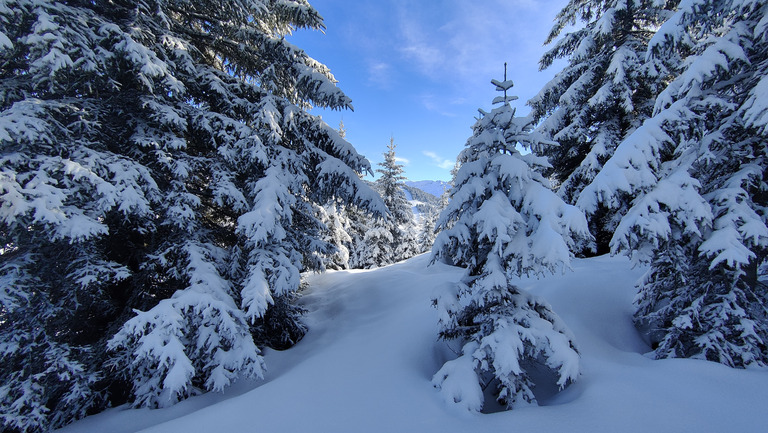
[366,179,440,217]
[400,186,419,217]
[58,255,768,433]
[405,180,451,198]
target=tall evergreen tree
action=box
[529,0,677,253]
[373,138,418,264]
[579,0,768,366]
[431,69,590,412]
[418,210,438,253]
[376,137,413,226]
[0,0,382,430]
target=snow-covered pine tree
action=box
[581,0,768,366]
[396,220,421,261]
[376,138,412,226]
[344,202,376,269]
[318,202,353,270]
[0,0,382,430]
[418,210,438,253]
[529,0,677,253]
[350,216,395,269]
[431,67,591,412]
[637,0,768,366]
[376,137,419,262]
[325,118,379,270]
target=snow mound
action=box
[58,255,768,433]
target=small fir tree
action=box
[418,210,438,253]
[366,138,419,265]
[396,220,421,260]
[431,66,591,412]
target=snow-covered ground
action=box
[401,186,425,220]
[58,254,768,433]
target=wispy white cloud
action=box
[419,93,460,117]
[368,61,394,88]
[395,156,410,165]
[392,0,565,104]
[397,7,443,74]
[423,151,455,170]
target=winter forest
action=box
[1,0,767,432]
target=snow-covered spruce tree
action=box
[352,138,419,268]
[376,137,419,262]
[396,220,420,260]
[581,0,768,366]
[418,210,438,253]
[350,216,395,269]
[326,118,382,270]
[344,202,375,269]
[0,0,382,430]
[377,138,412,226]
[318,202,353,270]
[430,70,591,412]
[529,0,677,253]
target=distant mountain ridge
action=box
[404,180,450,198]
[365,180,442,217]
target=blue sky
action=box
[289,0,568,181]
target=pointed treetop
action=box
[491,62,518,105]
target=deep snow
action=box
[58,254,768,433]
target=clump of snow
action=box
[58,255,768,433]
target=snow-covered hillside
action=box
[405,180,451,198]
[58,255,768,433]
[367,179,441,217]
